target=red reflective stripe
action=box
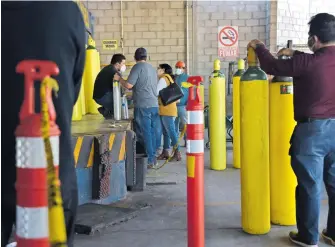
[16,165,59,207]
[16,168,47,207]
[16,236,49,247]
[187,124,204,140]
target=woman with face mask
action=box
[156,63,182,161]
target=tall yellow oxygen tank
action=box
[199,82,205,107]
[72,97,82,121]
[84,36,101,114]
[209,59,226,170]
[80,79,86,115]
[232,59,245,169]
[240,47,270,234]
[270,56,296,226]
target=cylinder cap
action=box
[87,35,96,48]
[214,59,221,71]
[237,59,245,70]
[247,47,258,67]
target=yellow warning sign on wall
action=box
[102,40,118,50]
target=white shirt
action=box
[157,77,167,96]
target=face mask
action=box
[308,36,316,52]
[120,65,126,73]
[175,68,182,75]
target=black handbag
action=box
[159,75,184,106]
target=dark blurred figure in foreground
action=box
[1,2,86,246]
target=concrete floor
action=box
[74,142,330,247]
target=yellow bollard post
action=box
[209,59,226,170]
[270,56,297,226]
[84,36,101,114]
[240,47,270,234]
[232,59,245,169]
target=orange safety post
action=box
[186,82,205,247]
[15,60,60,247]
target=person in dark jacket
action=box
[1,2,86,247]
[248,13,335,247]
[93,54,126,118]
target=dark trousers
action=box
[289,119,335,244]
[95,92,114,112]
[1,150,78,247]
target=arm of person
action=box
[254,44,310,77]
[118,76,134,90]
[114,65,142,90]
[157,77,167,96]
[72,5,86,104]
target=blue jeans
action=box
[134,107,144,145]
[95,91,113,111]
[175,105,187,141]
[156,116,179,151]
[289,119,335,244]
[136,107,159,164]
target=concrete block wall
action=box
[88,1,192,73]
[87,0,335,109]
[195,1,268,79]
[265,1,278,52]
[195,1,268,107]
[276,0,335,49]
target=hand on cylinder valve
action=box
[247,39,265,49]
[277,48,295,57]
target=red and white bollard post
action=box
[186,83,205,247]
[15,60,60,247]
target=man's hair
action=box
[308,13,335,43]
[134,47,147,61]
[111,54,126,65]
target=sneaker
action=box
[289,231,318,247]
[155,149,162,157]
[147,161,157,169]
[147,159,158,169]
[98,107,105,115]
[321,229,335,246]
[157,150,169,160]
[171,150,182,161]
[6,242,17,247]
[104,110,114,119]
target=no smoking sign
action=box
[218,26,239,59]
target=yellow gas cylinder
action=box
[209,59,226,170]
[84,36,101,114]
[80,78,86,115]
[199,83,205,107]
[270,57,296,226]
[72,96,82,121]
[232,59,245,169]
[80,44,87,116]
[240,47,270,234]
